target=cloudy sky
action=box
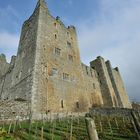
[0,0,140,102]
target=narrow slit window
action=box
[86,66,89,75]
[90,69,93,77]
[93,83,96,89]
[61,100,64,108]
[76,101,79,109]
[100,80,102,85]
[55,34,57,39]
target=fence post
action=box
[131,111,140,140]
[41,126,44,140]
[131,119,140,140]
[131,111,140,131]
[115,117,119,129]
[70,115,73,140]
[8,122,12,134]
[85,117,99,140]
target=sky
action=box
[0,0,140,102]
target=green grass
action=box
[0,116,138,140]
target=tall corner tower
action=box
[28,0,85,119]
[90,56,119,107]
[0,1,45,101]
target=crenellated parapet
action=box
[0,54,10,77]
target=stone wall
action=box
[0,100,29,120]
[89,107,133,117]
[112,68,132,108]
[81,63,103,107]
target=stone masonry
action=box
[0,0,132,119]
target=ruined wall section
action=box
[81,63,104,107]
[90,56,118,107]
[0,55,15,99]
[105,61,123,107]
[112,68,132,108]
[0,5,40,101]
[0,54,10,77]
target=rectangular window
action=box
[67,41,72,48]
[55,48,61,55]
[68,55,73,62]
[52,68,58,76]
[42,65,47,77]
[63,73,69,80]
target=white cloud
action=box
[0,32,19,48]
[0,32,19,62]
[0,5,20,33]
[77,0,140,101]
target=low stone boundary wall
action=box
[88,107,139,117]
[0,100,29,121]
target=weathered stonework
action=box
[0,0,132,119]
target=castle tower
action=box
[30,0,88,118]
[106,61,132,108]
[105,61,123,107]
[90,56,119,107]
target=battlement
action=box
[0,54,7,63]
[10,55,16,66]
[0,54,10,77]
[96,56,104,60]
[114,67,119,72]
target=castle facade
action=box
[0,0,131,119]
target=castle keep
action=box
[0,0,132,119]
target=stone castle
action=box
[0,0,132,119]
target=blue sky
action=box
[0,0,140,102]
